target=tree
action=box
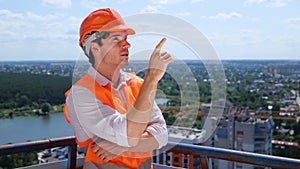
[41,103,51,114]
[163,113,176,125]
[17,95,30,107]
[272,103,281,111]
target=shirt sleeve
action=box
[67,86,130,147]
[146,102,168,148]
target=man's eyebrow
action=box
[110,33,122,37]
[109,33,127,39]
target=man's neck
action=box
[95,65,121,88]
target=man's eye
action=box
[113,36,122,42]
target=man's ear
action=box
[90,42,100,55]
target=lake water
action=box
[0,113,73,145]
[0,98,170,145]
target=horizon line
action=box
[0,59,300,62]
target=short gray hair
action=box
[82,32,110,66]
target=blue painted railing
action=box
[162,142,300,169]
[1,136,300,169]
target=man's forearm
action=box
[129,131,159,152]
[91,132,160,161]
[126,75,158,146]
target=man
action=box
[64,8,173,169]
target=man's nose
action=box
[121,40,131,49]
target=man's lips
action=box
[121,53,129,57]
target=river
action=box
[0,113,73,145]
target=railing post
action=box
[200,155,208,169]
[67,142,77,169]
[188,154,194,169]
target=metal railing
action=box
[0,136,77,169]
[162,143,300,169]
[1,136,300,169]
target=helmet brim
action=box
[100,25,136,35]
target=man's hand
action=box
[147,38,174,82]
[92,139,129,162]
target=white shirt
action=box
[66,67,168,148]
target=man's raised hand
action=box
[147,38,174,82]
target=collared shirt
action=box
[66,66,168,148]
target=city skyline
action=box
[0,0,300,61]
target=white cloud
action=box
[0,30,21,42]
[202,12,242,20]
[0,8,77,45]
[116,0,131,3]
[0,20,32,32]
[140,5,160,13]
[287,18,300,29]
[247,0,265,4]
[153,0,203,5]
[0,9,23,20]
[0,10,62,22]
[26,12,63,21]
[288,18,300,22]
[155,0,174,4]
[245,0,287,8]
[241,29,254,34]
[191,0,205,3]
[266,0,287,7]
[25,33,76,42]
[178,12,191,17]
[251,17,261,23]
[46,22,64,31]
[42,0,72,8]
[240,29,256,43]
[154,0,184,4]
[80,0,101,9]
[0,10,31,31]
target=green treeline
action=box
[0,72,72,118]
[0,151,38,169]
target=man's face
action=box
[96,31,131,68]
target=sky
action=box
[0,0,299,61]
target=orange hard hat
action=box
[79,8,135,47]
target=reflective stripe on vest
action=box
[64,73,152,168]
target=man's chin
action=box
[120,60,129,67]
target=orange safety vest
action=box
[64,73,152,168]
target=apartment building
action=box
[202,102,274,169]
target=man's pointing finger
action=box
[155,38,166,51]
